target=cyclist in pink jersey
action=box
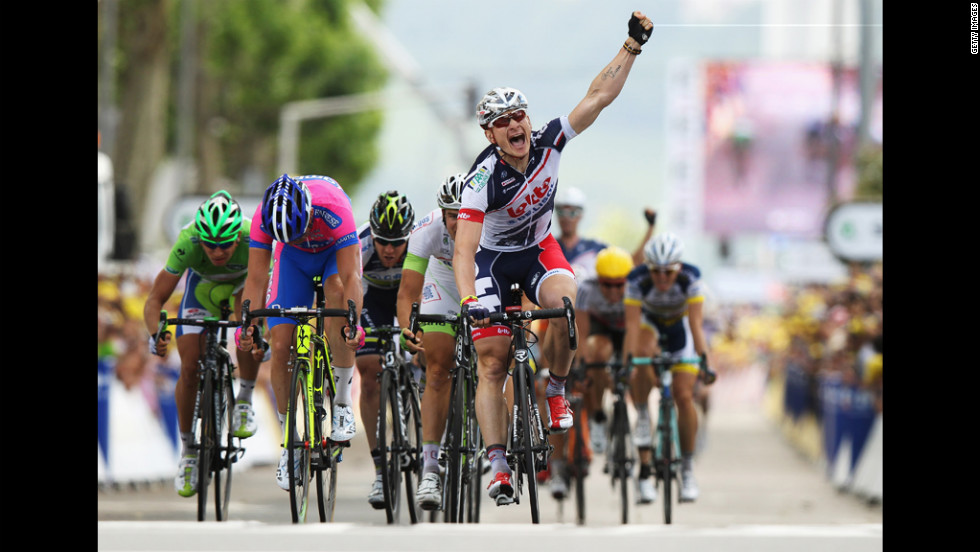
[453,11,655,506]
[237,173,366,491]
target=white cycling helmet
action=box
[476,87,529,128]
[555,186,586,209]
[644,232,684,267]
[437,173,466,210]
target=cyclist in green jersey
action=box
[143,191,266,498]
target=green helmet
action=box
[195,190,243,243]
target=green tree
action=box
[99,0,388,253]
[201,0,387,191]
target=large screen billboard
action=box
[701,61,881,238]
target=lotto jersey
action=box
[458,116,578,251]
[357,223,405,290]
[624,262,704,327]
[248,175,359,254]
[165,218,252,284]
[404,208,454,275]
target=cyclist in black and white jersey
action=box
[454,10,655,506]
[395,174,466,511]
[354,190,417,510]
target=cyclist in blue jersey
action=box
[236,174,366,491]
[454,10,655,506]
[623,232,711,503]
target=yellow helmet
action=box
[595,246,634,279]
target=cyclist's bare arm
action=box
[452,218,487,327]
[686,300,708,358]
[143,269,182,354]
[334,243,364,349]
[632,209,656,266]
[395,267,426,353]
[622,302,644,362]
[566,10,652,135]
[237,245,272,349]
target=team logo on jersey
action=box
[314,207,342,229]
[421,283,441,303]
[507,177,552,218]
[501,177,517,188]
[176,248,186,258]
[472,167,490,193]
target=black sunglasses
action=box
[375,237,407,247]
[202,239,235,250]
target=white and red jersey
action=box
[458,116,578,251]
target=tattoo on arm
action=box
[601,64,622,80]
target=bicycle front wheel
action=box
[513,364,540,524]
[212,367,236,520]
[378,368,403,524]
[196,371,214,522]
[573,407,587,525]
[402,380,424,524]
[610,399,631,524]
[444,371,464,522]
[658,407,676,525]
[286,360,312,523]
[463,381,484,523]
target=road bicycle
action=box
[241,286,356,524]
[157,302,245,522]
[408,304,484,523]
[365,324,424,525]
[585,356,634,525]
[551,359,591,525]
[488,283,577,524]
[630,335,716,524]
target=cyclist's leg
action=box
[231,286,261,438]
[583,333,615,453]
[474,334,514,501]
[173,272,207,496]
[629,324,658,502]
[670,319,701,501]
[264,244,318,485]
[321,266,357,443]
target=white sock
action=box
[333,365,354,405]
[236,379,255,404]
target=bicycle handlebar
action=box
[629,354,717,385]
[242,299,358,341]
[488,296,577,350]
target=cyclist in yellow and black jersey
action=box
[623,232,710,504]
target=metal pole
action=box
[825,0,843,207]
[857,0,874,149]
[98,0,119,156]
[177,0,198,193]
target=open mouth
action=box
[508,132,527,148]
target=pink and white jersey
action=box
[249,174,360,254]
[458,116,577,252]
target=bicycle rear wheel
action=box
[196,371,214,522]
[212,367,236,520]
[287,360,312,523]
[378,368,403,524]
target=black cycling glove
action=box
[628,14,653,45]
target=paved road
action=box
[98,365,882,550]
